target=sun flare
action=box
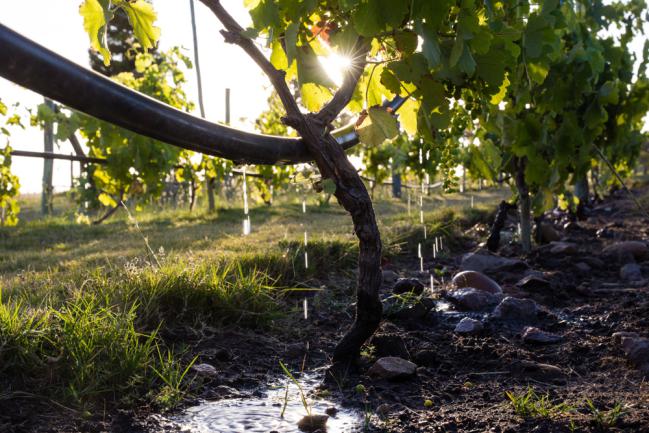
[319,52,353,87]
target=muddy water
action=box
[174,374,362,433]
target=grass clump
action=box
[506,387,574,419]
[0,291,194,410]
[585,399,626,430]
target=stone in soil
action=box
[382,270,398,284]
[452,270,502,294]
[371,333,410,359]
[516,274,551,292]
[190,363,218,377]
[549,241,578,254]
[446,287,501,311]
[603,240,649,261]
[392,278,425,295]
[459,250,527,273]
[454,317,483,335]
[297,414,328,432]
[368,357,417,380]
[620,263,643,282]
[574,262,591,273]
[491,297,538,321]
[521,326,563,344]
[538,222,561,243]
[512,360,566,382]
[616,334,649,374]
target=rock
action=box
[452,270,502,294]
[516,275,551,292]
[596,227,615,239]
[618,336,649,370]
[382,270,398,284]
[612,331,639,345]
[325,407,338,416]
[574,262,591,273]
[459,250,527,273]
[388,297,435,322]
[549,241,577,255]
[582,256,606,268]
[538,222,561,243]
[603,241,649,261]
[563,221,580,231]
[413,350,438,367]
[620,263,643,282]
[512,360,566,382]
[368,357,417,380]
[521,326,563,344]
[392,278,425,295]
[371,334,410,359]
[446,288,501,311]
[297,414,328,432]
[191,363,218,377]
[454,317,483,334]
[491,297,538,321]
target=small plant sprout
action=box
[506,387,574,419]
[279,361,311,416]
[585,399,626,430]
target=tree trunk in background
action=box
[461,166,466,193]
[41,98,55,215]
[486,200,515,252]
[206,177,216,212]
[391,168,401,199]
[574,173,589,220]
[515,158,532,253]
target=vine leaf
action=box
[356,107,399,147]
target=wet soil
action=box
[5,187,649,432]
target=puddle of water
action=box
[173,374,362,433]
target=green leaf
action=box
[490,73,510,105]
[394,31,418,55]
[356,107,399,147]
[98,192,117,208]
[322,178,336,194]
[285,22,299,65]
[353,0,409,37]
[450,36,464,67]
[416,21,442,68]
[300,83,332,112]
[398,97,420,136]
[122,0,160,51]
[296,45,335,88]
[79,0,111,66]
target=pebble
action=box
[368,357,417,380]
[446,288,501,311]
[459,250,527,273]
[549,241,578,255]
[454,317,484,334]
[382,269,399,284]
[191,363,218,377]
[603,241,649,261]
[521,326,563,344]
[297,414,328,432]
[491,297,538,321]
[392,278,425,295]
[452,270,502,294]
[620,263,643,282]
[516,275,551,292]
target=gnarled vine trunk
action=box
[287,116,383,366]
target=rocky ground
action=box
[7,187,649,433]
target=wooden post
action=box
[41,98,55,215]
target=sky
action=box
[1,1,648,193]
[0,0,272,193]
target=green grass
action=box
[506,387,574,419]
[0,185,507,413]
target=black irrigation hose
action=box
[0,23,384,165]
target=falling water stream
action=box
[172,374,362,433]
